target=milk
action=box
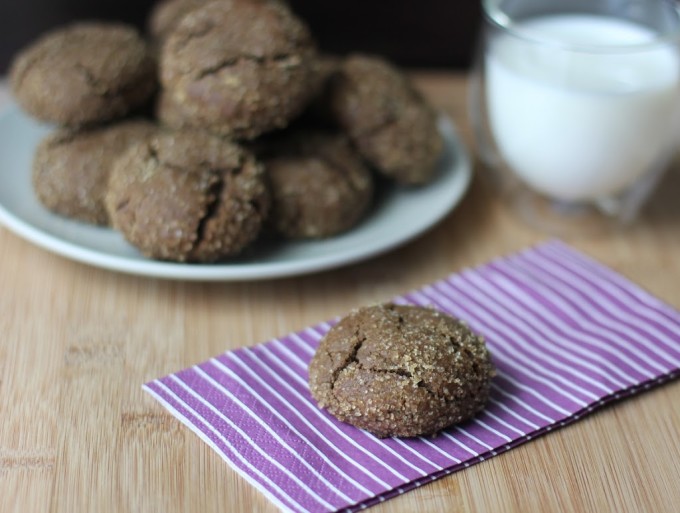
[486,14,680,202]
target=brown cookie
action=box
[260,130,373,239]
[105,131,270,262]
[32,120,157,225]
[160,0,319,139]
[328,54,444,185]
[308,303,495,438]
[9,23,157,126]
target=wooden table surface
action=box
[2,73,680,513]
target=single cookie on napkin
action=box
[308,303,495,438]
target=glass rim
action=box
[482,0,680,53]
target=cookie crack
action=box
[148,142,160,166]
[195,58,238,80]
[191,171,225,252]
[415,379,437,398]
[114,198,130,213]
[74,63,139,102]
[448,335,461,352]
[74,63,126,100]
[172,22,216,53]
[372,368,412,378]
[148,141,185,174]
[194,53,300,80]
[74,63,100,89]
[329,332,365,391]
[355,115,400,141]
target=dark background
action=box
[0,0,482,73]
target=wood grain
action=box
[2,74,679,513]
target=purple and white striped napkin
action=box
[144,240,680,513]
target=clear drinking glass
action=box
[470,0,680,234]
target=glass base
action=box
[507,186,630,237]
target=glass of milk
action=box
[470,0,680,232]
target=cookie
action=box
[9,22,157,126]
[32,120,157,225]
[260,130,373,239]
[328,54,444,185]
[308,304,495,438]
[160,0,319,139]
[105,131,270,262]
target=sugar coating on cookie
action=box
[308,304,495,438]
[160,0,319,139]
[32,120,157,226]
[328,54,444,186]
[10,23,157,126]
[105,131,270,262]
[260,130,373,239]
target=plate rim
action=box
[0,107,472,281]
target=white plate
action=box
[0,106,472,281]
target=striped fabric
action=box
[144,240,680,513]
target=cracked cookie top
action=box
[308,303,495,438]
[327,54,444,186]
[9,22,157,126]
[258,129,373,239]
[160,0,319,139]
[105,130,270,262]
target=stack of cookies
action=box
[10,23,158,226]
[9,0,445,263]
